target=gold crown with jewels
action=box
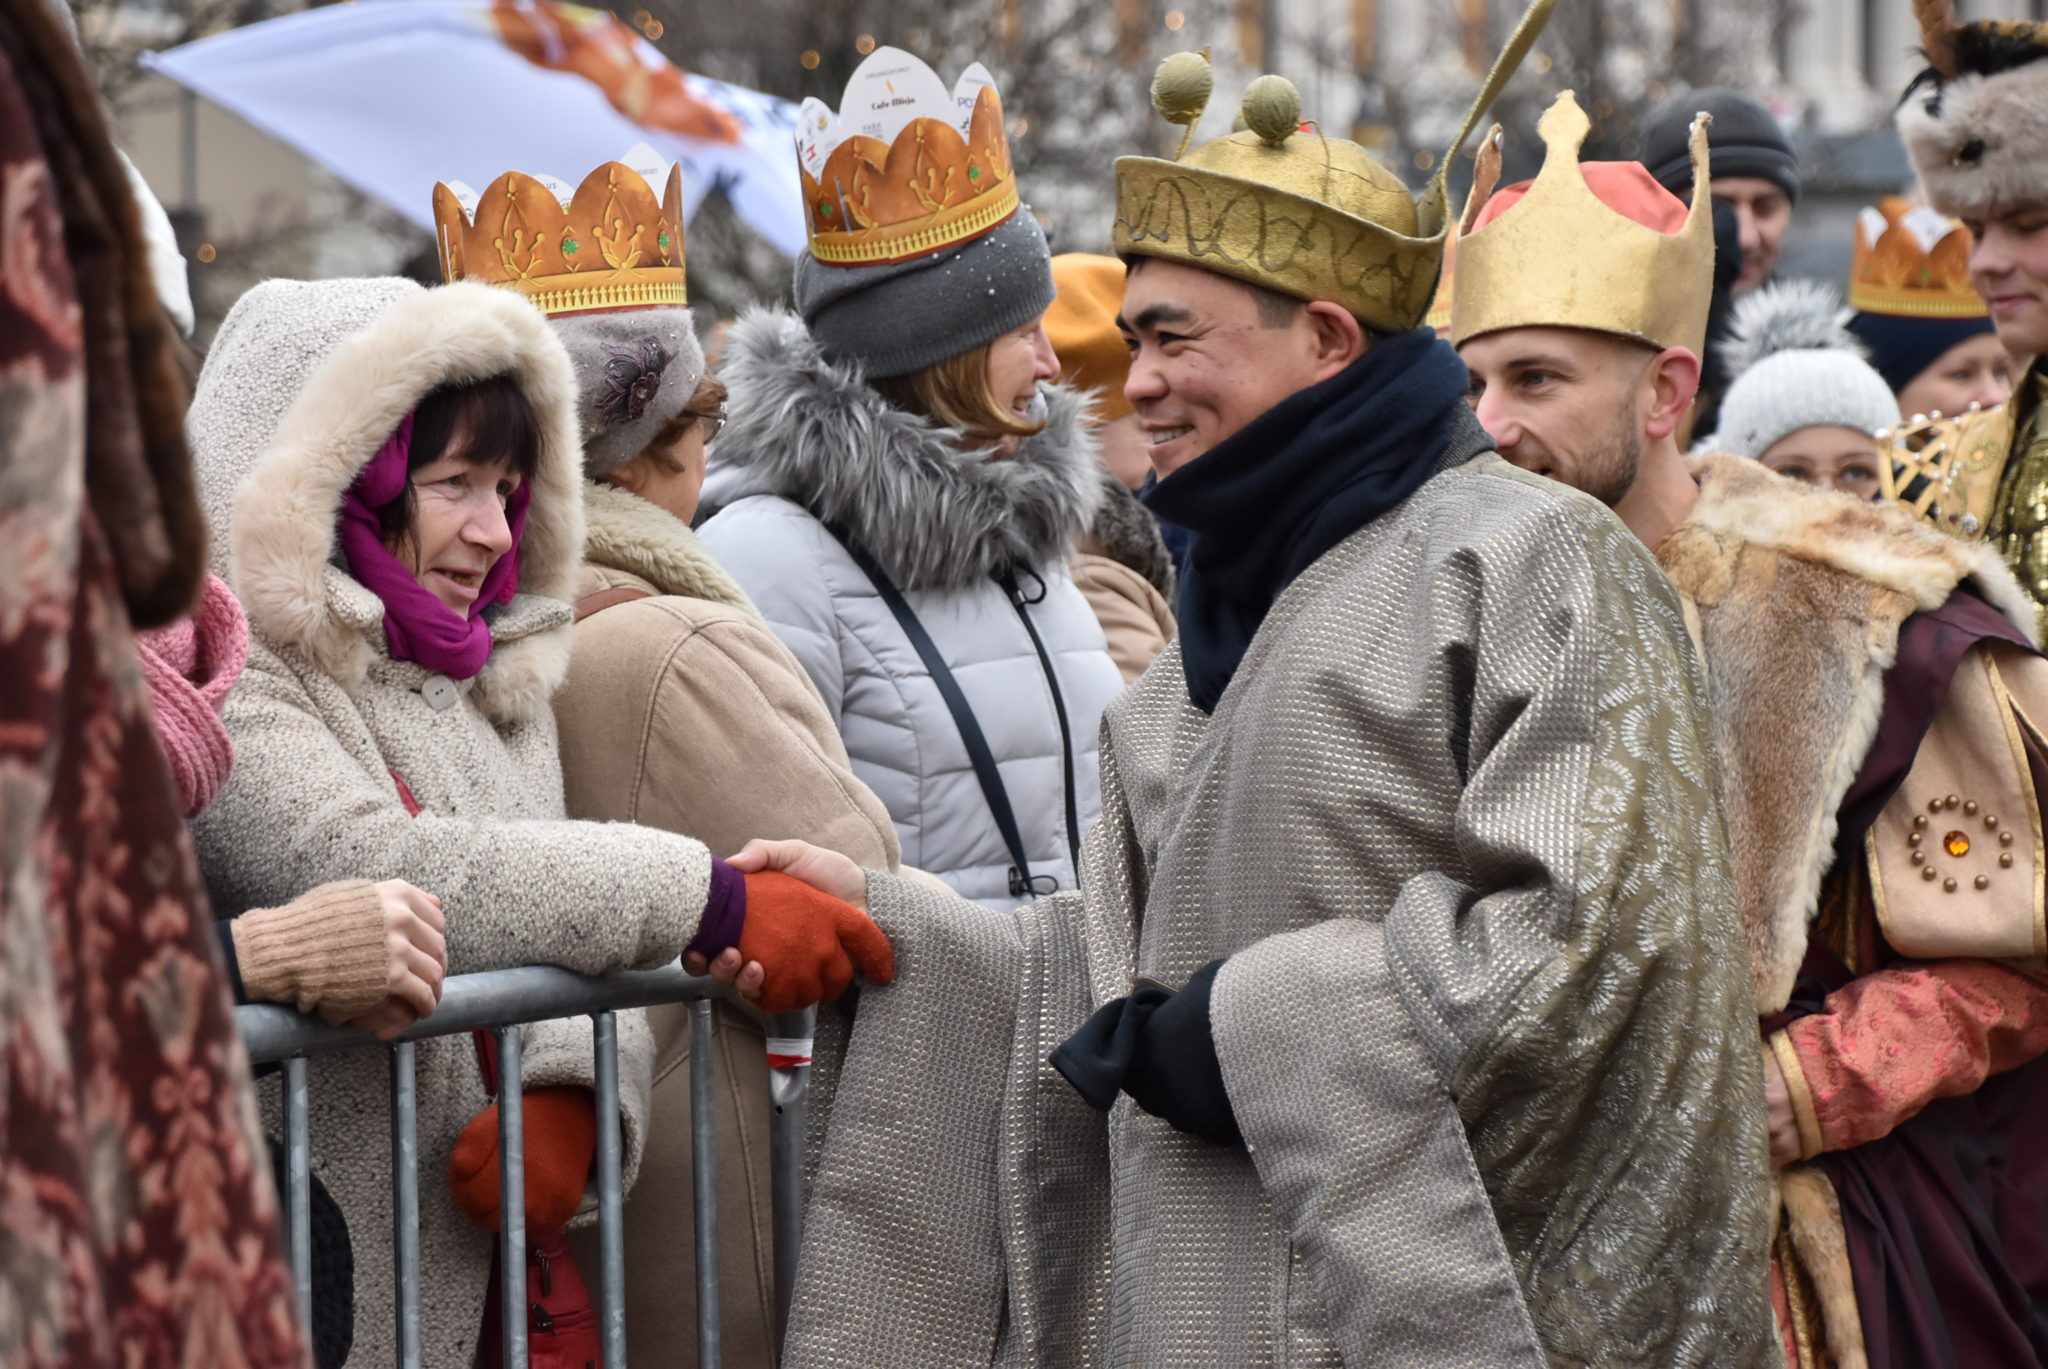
[433,159,686,316]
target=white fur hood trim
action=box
[223,280,586,723]
[712,307,1103,591]
[1687,451,2040,646]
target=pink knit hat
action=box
[135,573,250,817]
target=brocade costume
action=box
[1661,453,2048,1369]
[787,415,1778,1367]
[1983,364,2048,615]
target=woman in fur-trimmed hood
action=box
[183,277,754,1368]
[698,231,1125,910]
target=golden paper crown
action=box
[1112,0,1556,334]
[433,160,686,317]
[1849,197,1986,320]
[1450,93,1714,356]
[796,49,1017,267]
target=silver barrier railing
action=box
[236,963,812,1369]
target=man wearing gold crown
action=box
[1457,89,2048,1369]
[745,27,1780,1364]
[1882,7,2048,626]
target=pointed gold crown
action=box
[796,48,1018,267]
[1849,197,1986,320]
[1112,0,1557,333]
[434,160,686,317]
[1450,93,1714,355]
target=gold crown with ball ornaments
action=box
[1112,0,1558,335]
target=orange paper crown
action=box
[1848,196,1986,320]
[433,160,686,317]
[797,48,1018,267]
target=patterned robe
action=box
[785,443,1778,1367]
[0,16,305,1367]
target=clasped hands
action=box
[685,839,889,1015]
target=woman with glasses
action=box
[546,303,904,1369]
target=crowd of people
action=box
[4,0,2048,1364]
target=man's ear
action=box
[1642,347,1702,442]
[1302,301,1368,380]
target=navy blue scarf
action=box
[1143,328,1471,713]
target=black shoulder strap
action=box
[821,524,1045,898]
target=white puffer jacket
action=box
[699,310,1124,910]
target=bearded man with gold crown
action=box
[1456,90,2048,1369]
[738,9,1777,1363]
[1882,5,2048,633]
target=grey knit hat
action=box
[1642,87,1800,205]
[549,308,706,477]
[793,209,1054,379]
[1711,280,1900,459]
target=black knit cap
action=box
[1640,87,1799,205]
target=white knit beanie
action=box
[1711,279,1900,460]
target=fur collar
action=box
[1661,452,2036,1012]
[714,308,1104,590]
[1080,469,1177,601]
[219,281,585,724]
[581,480,755,614]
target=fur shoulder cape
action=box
[1660,452,2038,1012]
[207,280,585,724]
[713,307,1103,591]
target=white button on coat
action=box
[422,675,459,711]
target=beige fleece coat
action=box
[556,479,899,1368]
[187,279,713,1369]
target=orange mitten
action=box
[736,871,895,1015]
[448,1086,598,1234]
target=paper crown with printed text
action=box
[1849,197,1988,320]
[1111,0,1557,334]
[433,155,686,316]
[794,47,1019,267]
[1450,93,1715,356]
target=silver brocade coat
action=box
[786,434,1779,1368]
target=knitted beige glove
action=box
[230,879,395,1023]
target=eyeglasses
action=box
[689,407,727,444]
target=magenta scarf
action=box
[336,412,531,680]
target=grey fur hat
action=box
[1897,23,2048,223]
[1712,280,1900,460]
[792,210,1054,379]
[549,307,706,477]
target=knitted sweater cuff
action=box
[230,879,392,1022]
[687,858,747,958]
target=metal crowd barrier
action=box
[236,963,812,1369]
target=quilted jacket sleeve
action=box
[696,498,849,726]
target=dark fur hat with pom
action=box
[1896,4,2048,221]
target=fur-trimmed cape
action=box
[711,307,1103,591]
[1659,452,2038,1013]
